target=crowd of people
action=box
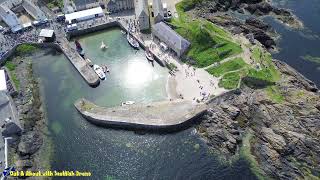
[0,24,47,61]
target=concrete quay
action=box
[58,39,100,87]
[74,98,208,132]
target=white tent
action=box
[0,69,7,92]
[39,29,54,38]
[65,7,104,24]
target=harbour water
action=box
[31,29,256,179]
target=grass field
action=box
[206,58,247,77]
[219,72,241,89]
[170,1,242,68]
[172,0,282,92]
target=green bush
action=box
[16,44,38,55]
[5,61,17,71]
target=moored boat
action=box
[102,64,110,73]
[93,64,106,80]
[101,41,108,50]
[127,34,139,49]
[145,49,154,62]
[121,101,135,106]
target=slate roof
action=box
[152,22,190,54]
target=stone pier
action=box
[74,99,208,132]
[59,39,100,87]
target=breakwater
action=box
[74,98,207,132]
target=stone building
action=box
[152,0,164,23]
[152,22,191,57]
[134,0,149,31]
[106,0,134,13]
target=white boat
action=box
[127,34,139,49]
[100,41,108,49]
[121,30,126,34]
[93,64,106,80]
[121,101,135,106]
[145,50,154,62]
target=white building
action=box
[0,70,7,92]
[152,22,191,57]
[0,5,22,32]
[39,29,55,42]
[135,0,149,31]
[65,6,104,24]
[152,0,164,23]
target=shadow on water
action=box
[30,29,257,179]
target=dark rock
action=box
[261,127,287,153]
[245,17,271,31]
[220,104,240,120]
[18,132,43,156]
[16,159,33,169]
[2,122,22,137]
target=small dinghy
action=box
[102,64,110,73]
[100,41,108,50]
[145,49,154,62]
[121,101,135,106]
[93,64,106,80]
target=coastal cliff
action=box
[185,0,302,49]
[198,60,320,179]
[4,47,52,176]
[176,0,320,179]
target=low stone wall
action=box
[67,21,123,38]
[74,99,208,132]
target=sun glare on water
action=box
[124,59,159,88]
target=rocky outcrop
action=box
[18,131,43,156]
[203,13,277,48]
[198,61,320,179]
[6,55,47,172]
[192,0,303,49]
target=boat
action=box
[127,34,139,49]
[121,101,135,106]
[102,65,110,73]
[75,40,83,51]
[100,41,108,50]
[79,49,85,56]
[93,64,106,80]
[145,49,154,62]
[121,30,126,35]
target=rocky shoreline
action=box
[6,53,51,176]
[197,59,320,179]
[189,0,303,49]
